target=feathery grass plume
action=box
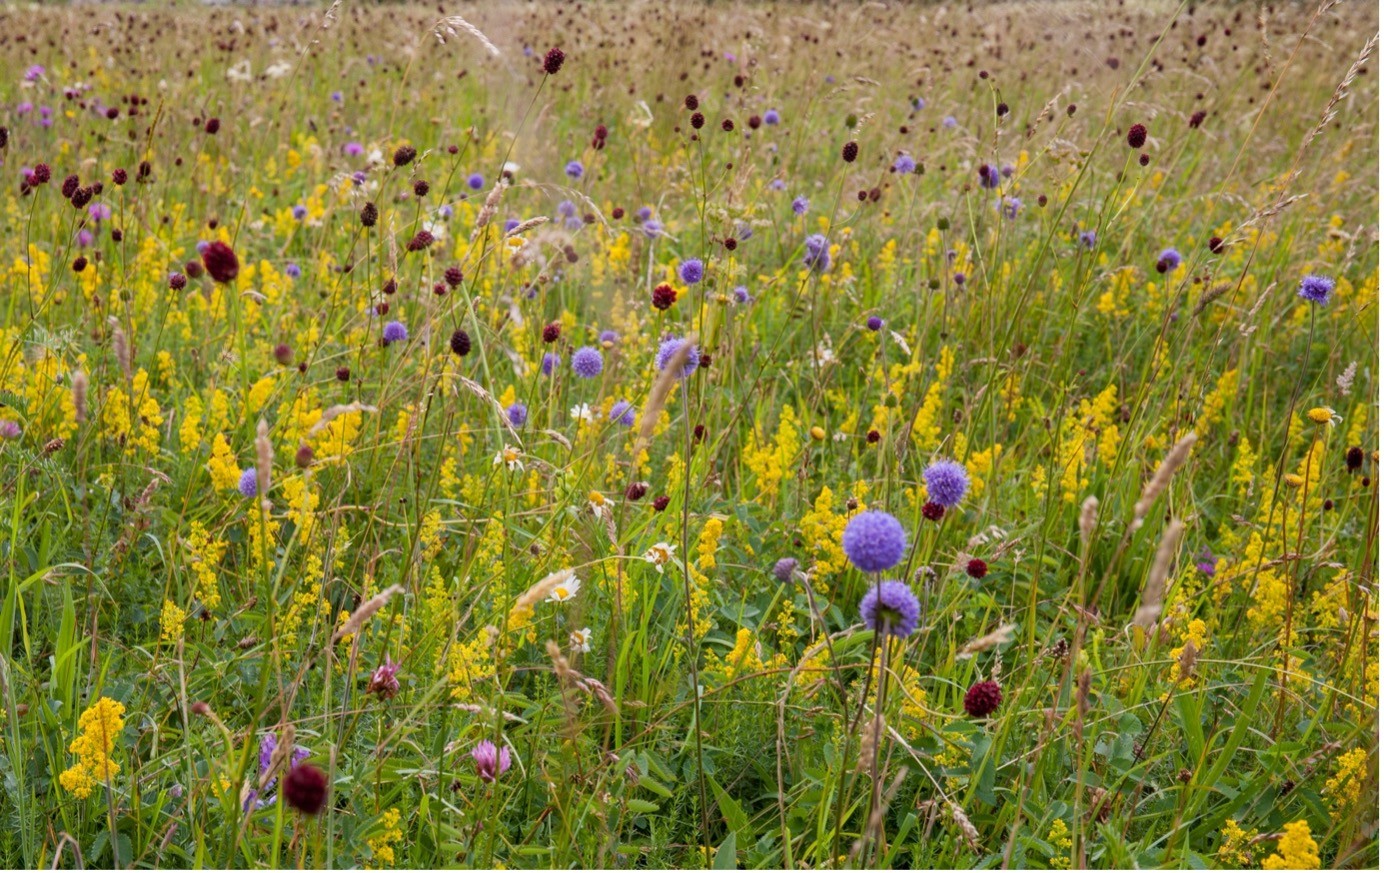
[473,178,509,237]
[331,585,404,645]
[514,568,578,612]
[1130,432,1196,531]
[949,801,981,851]
[1079,495,1099,546]
[433,16,501,56]
[1132,518,1185,633]
[634,332,696,456]
[70,369,87,423]
[958,624,1017,659]
[111,322,131,380]
[1336,361,1358,395]
[505,216,549,238]
[305,402,379,438]
[254,418,272,510]
[455,375,522,443]
[1192,281,1234,317]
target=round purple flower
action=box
[238,468,259,498]
[88,203,111,222]
[803,234,831,273]
[791,196,809,216]
[1001,196,1021,219]
[892,153,917,174]
[1078,230,1097,250]
[732,285,752,304]
[841,510,907,573]
[977,163,1000,189]
[1297,274,1334,306]
[292,204,308,221]
[598,329,619,346]
[503,218,521,234]
[471,740,512,783]
[564,160,584,180]
[942,115,958,129]
[770,178,787,191]
[866,316,883,331]
[571,346,604,379]
[557,199,577,218]
[642,219,663,239]
[924,459,969,508]
[344,141,364,156]
[635,206,653,222]
[285,262,301,279]
[1156,247,1182,272]
[541,352,561,376]
[859,580,921,637]
[655,337,700,379]
[609,400,636,427]
[467,173,485,190]
[507,401,528,427]
[678,258,705,285]
[382,321,408,345]
[772,557,799,582]
[0,420,22,440]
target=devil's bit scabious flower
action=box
[202,241,239,283]
[382,321,408,345]
[283,762,328,815]
[841,510,907,573]
[543,48,565,75]
[1156,247,1182,273]
[609,400,636,426]
[1297,274,1335,305]
[541,353,561,376]
[977,163,1000,189]
[964,680,1002,717]
[867,316,883,331]
[772,557,799,582]
[803,234,832,272]
[858,580,921,638]
[565,160,584,179]
[924,460,970,508]
[238,468,258,498]
[571,346,604,379]
[791,195,810,216]
[892,153,916,174]
[679,258,704,284]
[506,402,528,427]
[471,740,512,783]
[655,337,700,378]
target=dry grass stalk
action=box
[1131,432,1196,531]
[1133,518,1185,632]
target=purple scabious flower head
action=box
[76,230,94,248]
[1196,548,1218,576]
[910,96,926,111]
[609,400,636,427]
[655,337,701,379]
[88,203,111,222]
[571,346,604,379]
[351,170,367,186]
[557,199,577,218]
[598,329,619,346]
[330,90,343,103]
[467,173,485,190]
[471,740,512,783]
[642,219,663,239]
[924,459,970,508]
[1297,274,1334,306]
[285,262,301,279]
[892,153,917,174]
[292,204,308,221]
[635,206,653,222]
[841,510,907,573]
[803,234,831,272]
[732,285,752,304]
[772,557,799,582]
[24,65,44,83]
[942,115,958,129]
[564,160,584,180]
[953,272,967,286]
[238,468,258,498]
[382,321,408,345]
[769,179,788,192]
[1078,230,1097,250]
[195,240,211,255]
[763,108,781,125]
[506,401,528,427]
[678,258,705,284]
[866,315,883,331]
[791,195,809,216]
[1156,247,1182,272]
[859,580,921,638]
[977,163,1000,189]
[344,141,364,156]
[1001,196,1021,219]
[1001,163,1016,178]
[503,218,521,234]
[541,352,561,376]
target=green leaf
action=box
[713,831,737,869]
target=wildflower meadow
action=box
[0,0,1378,869]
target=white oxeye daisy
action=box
[588,491,608,519]
[644,542,677,573]
[570,403,595,423]
[547,575,581,603]
[493,445,523,471]
[569,627,592,653]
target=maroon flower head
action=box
[1126,123,1147,149]
[963,680,1002,717]
[393,145,417,167]
[842,141,859,163]
[651,283,676,311]
[202,241,240,284]
[283,762,328,815]
[1208,236,1224,254]
[205,117,220,134]
[449,328,472,357]
[965,558,989,579]
[542,322,561,344]
[543,47,565,75]
[32,163,51,185]
[921,501,945,521]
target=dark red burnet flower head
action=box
[921,501,945,521]
[1346,446,1365,471]
[965,558,988,579]
[201,241,240,284]
[542,322,561,344]
[543,47,565,75]
[1188,109,1207,129]
[651,283,676,311]
[1208,236,1224,254]
[963,680,1002,717]
[449,328,472,357]
[1126,123,1147,149]
[31,163,52,185]
[393,145,417,168]
[283,762,328,815]
[841,141,859,163]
